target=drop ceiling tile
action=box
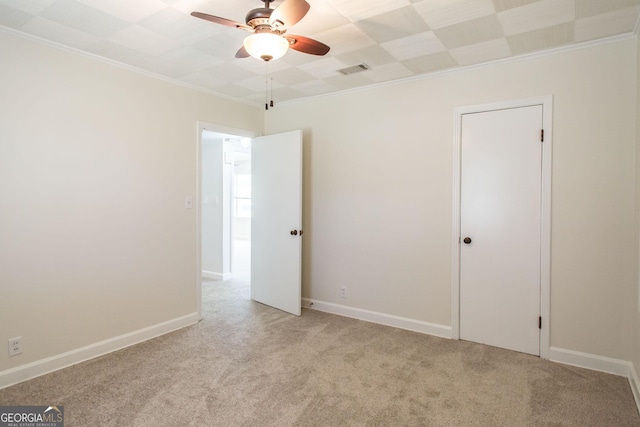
[286,0,350,35]
[336,45,397,68]
[171,0,256,20]
[292,79,339,96]
[576,0,640,19]
[138,7,220,44]
[492,0,542,13]
[268,67,316,86]
[413,0,496,29]
[40,0,129,37]
[20,16,99,49]
[361,62,413,83]
[324,72,373,89]
[323,0,411,21]
[159,46,223,71]
[192,31,246,58]
[574,6,640,42]
[498,0,575,36]
[0,0,56,15]
[313,23,376,56]
[381,31,446,61]
[235,75,285,92]
[434,14,503,49]
[507,22,574,54]
[354,6,429,43]
[276,49,321,67]
[200,62,256,83]
[297,56,348,78]
[0,4,34,28]
[449,38,511,65]
[401,51,457,74]
[75,0,168,23]
[108,24,181,56]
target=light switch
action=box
[185,197,193,209]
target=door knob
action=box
[463,237,472,244]
[290,230,298,236]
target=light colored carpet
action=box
[1,278,639,426]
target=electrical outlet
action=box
[340,286,347,298]
[8,337,22,356]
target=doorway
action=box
[197,124,304,318]
[197,122,257,318]
[200,130,252,280]
[451,96,552,358]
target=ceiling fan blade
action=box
[235,46,250,59]
[191,12,252,31]
[286,35,330,56]
[270,0,310,29]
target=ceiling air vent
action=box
[337,63,371,75]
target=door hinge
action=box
[540,129,544,142]
[538,316,542,329]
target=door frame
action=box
[451,96,553,359]
[196,121,258,320]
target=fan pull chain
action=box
[265,76,269,111]
[265,62,274,110]
[270,78,274,108]
[265,62,269,110]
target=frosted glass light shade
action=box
[243,32,289,62]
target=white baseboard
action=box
[202,270,232,281]
[302,298,452,339]
[630,363,640,413]
[549,348,640,414]
[548,346,632,377]
[0,312,199,390]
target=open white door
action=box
[251,130,302,315]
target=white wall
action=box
[0,31,262,374]
[265,38,637,361]
[202,136,223,276]
[201,134,234,278]
[222,139,233,273]
[233,158,251,241]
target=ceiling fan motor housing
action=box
[246,8,272,27]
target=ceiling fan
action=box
[191,0,330,62]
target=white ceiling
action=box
[2,0,639,106]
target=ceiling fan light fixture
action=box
[243,32,289,61]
